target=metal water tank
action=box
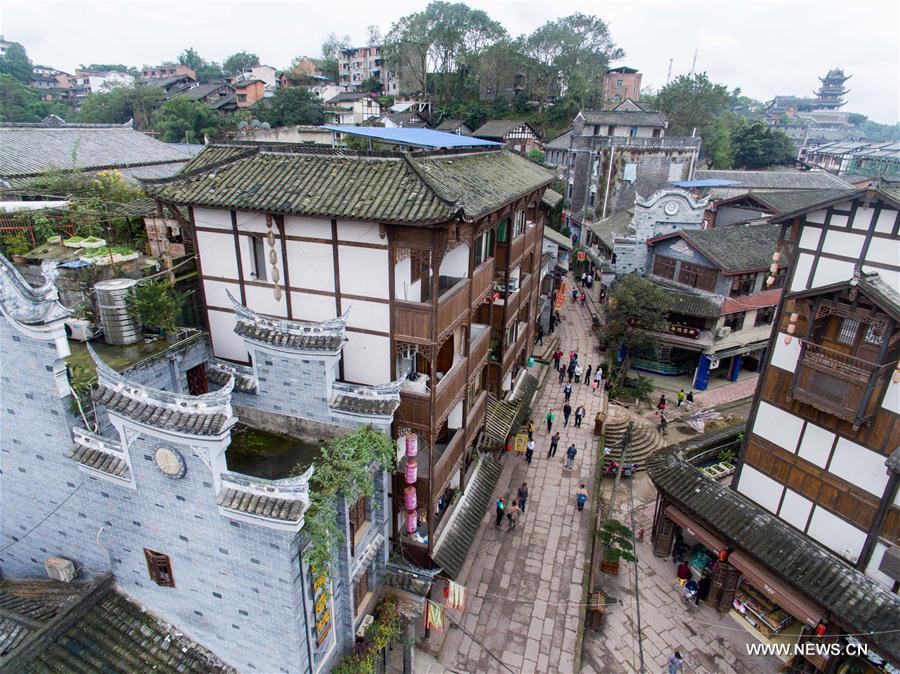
[94,278,141,345]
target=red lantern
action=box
[815,622,827,637]
[404,485,417,510]
[405,510,417,534]
[405,459,417,484]
[405,433,418,458]
[719,549,729,562]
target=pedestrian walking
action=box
[495,497,505,528]
[567,364,575,383]
[657,394,667,411]
[579,292,586,307]
[587,273,594,289]
[548,432,560,457]
[525,439,535,464]
[574,363,582,383]
[584,364,592,385]
[570,287,578,303]
[506,502,521,531]
[558,365,565,383]
[564,443,578,470]
[553,349,563,371]
[527,419,535,440]
[517,482,528,512]
[576,484,588,511]
[545,409,556,432]
[564,383,572,402]
[686,390,694,405]
[580,272,587,287]
[548,314,556,334]
[677,389,686,407]
[536,323,544,346]
[574,404,586,428]
[657,411,669,435]
[569,350,577,364]
[563,402,572,426]
[667,651,684,674]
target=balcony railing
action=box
[436,279,470,341]
[469,324,491,371]
[432,429,466,496]
[396,389,430,429]
[524,223,540,251]
[393,277,470,342]
[519,272,533,301]
[434,357,468,427]
[466,390,488,445]
[471,259,495,309]
[509,233,525,266]
[791,340,893,428]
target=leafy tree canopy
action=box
[254,87,325,127]
[177,48,224,83]
[0,74,64,122]
[77,83,164,130]
[222,51,260,75]
[603,274,667,382]
[0,42,34,83]
[320,32,351,83]
[656,72,730,138]
[153,97,221,143]
[80,63,139,77]
[731,121,796,169]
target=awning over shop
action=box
[664,506,727,553]
[729,551,824,627]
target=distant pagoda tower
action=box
[814,68,850,110]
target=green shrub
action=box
[1,232,31,256]
[125,279,184,332]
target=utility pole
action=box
[689,49,698,77]
[665,58,673,85]
[606,422,634,522]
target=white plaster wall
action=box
[244,284,288,318]
[863,237,900,267]
[207,308,246,361]
[829,437,890,497]
[440,243,470,278]
[798,225,821,252]
[796,422,834,467]
[285,240,335,292]
[790,253,814,291]
[342,332,390,385]
[193,207,232,230]
[806,506,867,563]
[290,292,338,323]
[339,247,389,298]
[337,220,384,245]
[829,213,849,228]
[196,230,239,278]
[283,215,332,239]
[448,400,464,429]
[393,257,422,301]
[822,229,865,259]
[882,376,900,415]
[865,542,896,591]
[239,234,284,283]
[778,489,813,532]
[851,206,875,231]
[806,208,828,225]
[752,402,804,452]
[235,210,270,233]
[811,258,855,288]
[203,278,240,310]
[736,464,783,513]
[770,335,801,373]
[875,207,897,234]
[343,299,389,333]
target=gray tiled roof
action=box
[544,129,572,150]
[649,438,900,661]
[590,208,633,249]
[472,119,535,140]
[0,125,190,179]
[696,170,852,190]
[94,386,231,436]
[216,488,306,521]
[744,188,856,214]
[541,188,563,209]
[659,225,780,273]
[435,118,469,132]
[581,110,666,127]
[650,278,722,318]
[231,292,348,351]
[858,272,900,318]
[68,443,130,479]
[178,83,234,101]
[543,225,572,251]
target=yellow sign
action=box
[514,433,528,453]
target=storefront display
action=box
[733,580,794,636]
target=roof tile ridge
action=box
[400,152,461,211]
[142,146,260,185]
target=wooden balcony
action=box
[431,429,466,496]
[434,357,468,427]
[471,259,495,309]
[469,324,491,372]
[508,233,525,267]
[519,273,534,302]
[466,389,488,444]
[436,279,470,341]
[791,340,893,429]
[393,277,471,343]
[524,223,540,251]
[396,389,430,430]
[502,326,528,373]
[504,286,521,320]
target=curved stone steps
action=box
[602,406,666,467]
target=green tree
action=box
[123,83,165,130]
[126,280,185,332]
[78,83,163,129]
[705,112,745,169]
[177,48,223,83]
[255,87,325,127]
[0,74,44,122]
[656,72,730,139]
[360,76,382,94]
[0,42,34,83]
[222,51,260,76]
[80,63,140,77]
[732,121,796,169]
[153,97,220,142]
[524,13,623,104]
[603,274,667,384]
[320,32,351,83]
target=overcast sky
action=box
[3,0,898,122]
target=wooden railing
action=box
[524,223,540,251]
[466,390,488,443]
[519,273,533,302]
[436,279,470,340]
[792,340,891,427]
[396,390,431,429]
[502,327,528,373]
[471,259,495,308]
[469,325,491,370]
[392,300,432,342]
[431,430,466,496]
[434,357,468,426]
[509,233,525,266]
[504,286,521,319]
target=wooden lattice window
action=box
[729,273,756,297]
[652,255,676,280]
[678,263,717,292]
[349,496,369,556]
[144,548,175,587]
[837,317,860,345]
[353,569,370,612]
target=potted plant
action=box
[125,279,185,337]
[599,518,637,575]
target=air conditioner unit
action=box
[356,614,374,638]
[45,557,77,583]
[715,326,731,339]
[65,318,101,342]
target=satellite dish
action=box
[260,122,270,130]
[250,119,261,128]
[238,121,248,130]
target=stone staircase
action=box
[603,405,665,468]
[432,453,504,579]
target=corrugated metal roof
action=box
[323,125,501,149]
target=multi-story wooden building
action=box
[145,141,554,566]
[650,185,900,672]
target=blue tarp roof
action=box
[672,179,742,188]
[322,125,503,149]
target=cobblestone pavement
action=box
[693,376,759,409]
[581,474,784,674]
[436,275,606,674]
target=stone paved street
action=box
[435,274,606,674]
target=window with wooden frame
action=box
[770,267,787,289]
[678,262,717,292]
[729,273,757,297]
[754,306,776,327]
[248,235,267,281]
[348,496,369,556]
[652,255,676,279]
[353,569,370,613]
[512,211,526,239]
[724,312,746,332]
[837,317,860,345]
[144,548,175,587]
[496,218,509,243]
